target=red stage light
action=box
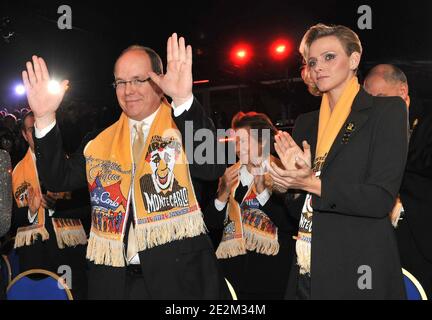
[230,43,253,66]
[270,39,292,60]
[237,50,246,58]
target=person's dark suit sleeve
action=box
[33,125,99,192]
[405,113,432,178]
[261,192,297,235]
[52,188,91,221]
[173,98,226,181]
[10,202,32,234]
[203,198,227,230]
[315,98,409,218]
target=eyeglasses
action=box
[112,77,151,89]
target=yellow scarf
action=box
[85,101,205,267]
[12,149,86,249]
[216,159,279,259]
[296,76,360,275]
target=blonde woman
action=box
[269,24,408,299]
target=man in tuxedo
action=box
[11,111,89,299]
[23,34,227,299]
[365,64,432,298]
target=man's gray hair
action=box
[367,64,408,84]
[115,45,163,75]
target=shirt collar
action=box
[239,158,270,187]
[239,165,253,187]
[128,106,160,132]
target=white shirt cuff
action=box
[214,198,227,212]
[129,254,141,265]
[34,120,57,138]
[29,209,54,222]
[172,96,194,117]
[256,188,271,207]
[28,209,37,223]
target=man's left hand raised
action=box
[148,33,193,107]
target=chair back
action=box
[7,269,73,300]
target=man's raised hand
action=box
[22,56,69,129]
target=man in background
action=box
[365,64,432,298]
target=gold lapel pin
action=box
[346,122,355,132]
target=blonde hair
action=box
[299,24,363,96]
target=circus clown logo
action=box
[139,135,189,214]
[144,135,182,192]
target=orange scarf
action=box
[216,158,280,259]
[12,149,49,246]
[84,101,205,267]
[296,76,360,275]
[12,149,85,249]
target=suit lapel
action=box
[320,89,373,173]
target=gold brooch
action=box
[342,122,355,144]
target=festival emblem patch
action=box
[223,219,236,237]
[89,176,127,234]
[242,207,277,234]
[14,181,31,206]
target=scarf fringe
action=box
[244,227,279,256]
[135,211,206,251]
[55,228,88,249]
[216,239,246,259]
[296,237,311,275]
[14,226,49,248]
[87,231,125,267]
